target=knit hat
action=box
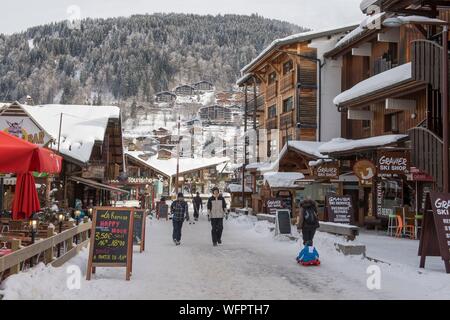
[177,192,184,198]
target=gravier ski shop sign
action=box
[377,151,410,176]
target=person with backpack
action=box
[192,192,203,221]
[170,193,189,245]
[297,197,320,245]
[207,187,227,246]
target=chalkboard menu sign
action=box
[86,207,134,281]
[419,192,450,273]
[157,202,169,220]
[133,209,147,253]
[275,210,292,235]
[326,195,354,224]
[266,198,286,215]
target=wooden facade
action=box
[155,91,177,103]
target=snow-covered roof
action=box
[227,184,252,193]
[263,172,305,188]
[236,73,255,86]
[126,151,229,177]
[333,62,412,106]
[23,104,120,163]
[288,141,327,159]
[360,0,379,13]
[334,12,385,49]
[240,25,358,74]
[318,134,409,154]
[155,91,177,96]
[384,15,448,25]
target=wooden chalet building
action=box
[155,91,177,103]
[193,80,214,91]
[199,105,232,124]
[0,102,127,210]
[237,26,357,152]
[174,85,196,96]
[322,0,450,227]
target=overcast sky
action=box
[0,0,364,34]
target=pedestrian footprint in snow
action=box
[171,192,189,246]
[207,187,227,246]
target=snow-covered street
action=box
[1,213,450,300]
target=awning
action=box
[68,176,129,194]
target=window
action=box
[283,60,293,75]
[282,97,293,113]
[268,105,277,119]
[384,112,399,133]
[268,72,277,84]
[362,120,371,129]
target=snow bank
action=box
[333,63,412,105]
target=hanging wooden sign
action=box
[315,162,340,179]
[133,209,147,253]
[419,192,450,273]
[353,159,376,183]
[377,150,410,177]
[86,207,134,281]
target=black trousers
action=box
[172,220,184,242]
[193,205,200,219]
[211,218,223,244]
[302,227,317,245]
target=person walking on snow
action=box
[193,192,203,221]
[297,197,320,245]
[171,192,189,245]
[207,187,227,246]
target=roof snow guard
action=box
[333,62,412,107]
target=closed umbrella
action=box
[0,131,62,219]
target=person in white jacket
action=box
[207,187,227,246]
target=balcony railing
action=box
[266,82,278,101]
[266,116,278,130]
[247,94,265,112]
[373,57,397,75]
[280,71,295,93]
[280,110,294,128]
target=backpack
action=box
[303,206,318,226]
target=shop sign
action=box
[326,195,354,224]
[266,198,287,215]
[353,159,376,184]
[315,162,339,179]
[377,151,410,177]
[408,167,434,182]
[376,181,394,218]
[82,165,105,179]
[0,116,51,146]
[419,192,450,273]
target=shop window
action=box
[268,72,277,85]
[268,105,277,119]
[378,179,403,216]
[283,60,293,75]
[282,97,293,113]
[362,120,371,129]
[384,112,399,133]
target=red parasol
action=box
[0,131,63,219]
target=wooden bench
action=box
[318,222,359,241]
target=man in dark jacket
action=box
[193,192,203,221]
[207,187,227,246]
[171,193,189,245]
[297,198,320,245]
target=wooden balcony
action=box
[280,110,294,128]
[280,71,295,93]
[266,116,278,130]
[409,126,444,190]
[266,82,278,101]
[248,94,265,112]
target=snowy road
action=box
[1,214,450,300]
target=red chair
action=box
[395,215,415,239]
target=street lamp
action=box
[74,209,81,226]
[382,18,449,192]
[29,213,38,267]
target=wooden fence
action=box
[0,222,91,282]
